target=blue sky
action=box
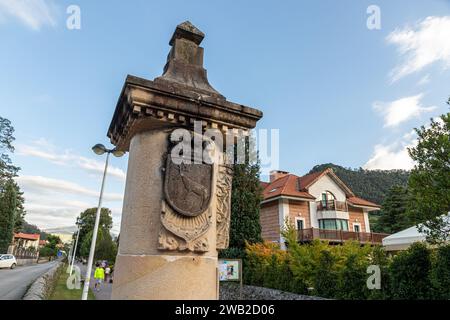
[0,0,449,232]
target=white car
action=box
[0,254,17,269]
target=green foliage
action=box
[228,161,263,249]
[389,242,432,299]
[93,229,118,262]
[39,246,55,257]
[314,250,338,298]
[76,207,113,258]
[430,245,450,299]
[367,245,390,299]
[77,207,117,262]
[20,221,49,240]
[0,117,26,250]
[374,185,411,233]
[0,180,17,253]
[309,163,409,205]
[39,234,62,257]
[407,111,450,243]
[0,116,19,181]
[245,232,449,300]
[338,254,369,299]
[220,140,263,259]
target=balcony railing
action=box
[297,228,389,245]
[316,200,348,212]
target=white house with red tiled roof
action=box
[260,168,387,247]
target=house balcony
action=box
[316,200,349,220]
[297,228,389,245]
[317,200,348,212]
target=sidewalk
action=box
[77,263,112,300]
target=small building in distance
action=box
[13,233,40,251]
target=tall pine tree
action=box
[219,138,263,258]
[0,180,17,253]
[374,185,410,234]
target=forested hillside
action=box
[308,163,410,205]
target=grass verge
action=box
[50,268,95,300]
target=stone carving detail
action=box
[216,164,233,249]
[164,155,213,217]
[159,147,213,253]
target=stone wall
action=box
[16,258,38,266]
[219,282,326,300]
[22,262,64,300]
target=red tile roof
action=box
[14,233,40,241]
[262,174,315,201]
[347,196,380,208]
[297,171,324,190]
[262,169,379,208]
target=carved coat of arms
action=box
[159,152,214,252]
[164,157,213,217]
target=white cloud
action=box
[363,131,416,170]
[17,138,126,181]
[16,175,123,230]
[417,74,430,86]
[373,93,436,128]
[387,16,450,82]
[0,0,58,30]
[16,175,123,201]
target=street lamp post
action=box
[81,144,124,300]
[69,218,81,276]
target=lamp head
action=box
[92,144,107,155]
[112,149,125,157]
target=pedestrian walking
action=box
[105,265,111,284]
[94,263,105,292]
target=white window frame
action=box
[294,217,306,230]
[353,222,362,232]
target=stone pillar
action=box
[108,21,262,300]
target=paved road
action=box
[0,261,58,300]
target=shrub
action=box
[338,254,369,299]
[389,242,432,299]
[367,245,391,299]
[314,250,339,298]
[430,244,450,299]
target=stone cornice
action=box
[107,75,263,151]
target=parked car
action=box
[0,254,17,269]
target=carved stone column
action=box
[108,21,262,300]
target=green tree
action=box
[0,180,17,253]
[389,242,432,299]
[407,109,450,243]
[76,207,113,256]
[430,245,450,299]
[12,181,25,232]
[0,117,19,182]
[0,117,26,234]
[39,234,62,257]
[219,140,263,258]
[76,207,116,262]
[374,185,410,234]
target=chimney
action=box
[270,170,289,182]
